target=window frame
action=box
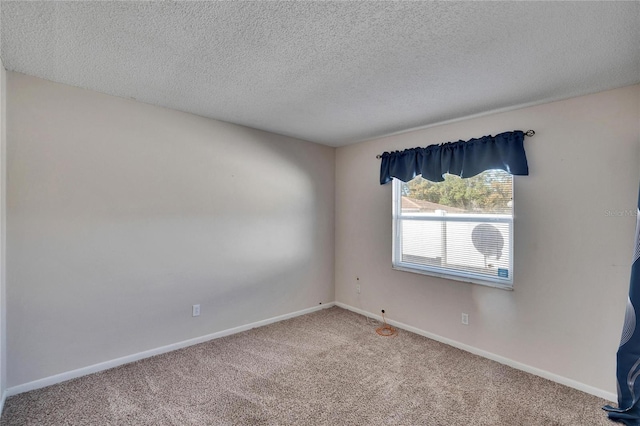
[391,175,514,290]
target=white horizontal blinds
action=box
[394,171,513,286]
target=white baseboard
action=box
[4,301,617,403]
[6,302,335,397]
[0,389,6,416]
[334,302,617,402]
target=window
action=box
[392,170,514,289]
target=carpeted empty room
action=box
[1,2,639,425]
[0,308,611,425]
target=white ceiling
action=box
[1,1,639,147]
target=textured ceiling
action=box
[1,1,639,147]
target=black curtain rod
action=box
[375,130,535,159]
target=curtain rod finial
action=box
[524,130,535,137]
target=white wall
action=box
[335,85,640,395]
[6,72,335,388]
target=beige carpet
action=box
[0,307,613,425]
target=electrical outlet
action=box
[356,284,361,294]
[192,304,200,317]
[461,313,469,325]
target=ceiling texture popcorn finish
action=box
[1,1,638,147]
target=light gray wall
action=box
[335,84,640,395]
[6,72,335,388]
[1,60,6,397]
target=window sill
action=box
[392,263,514,291]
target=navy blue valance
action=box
[379,130,529,184]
